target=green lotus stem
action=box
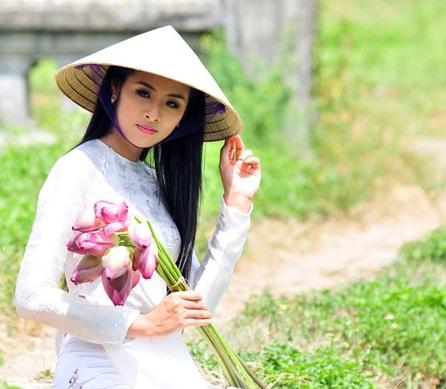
[146,220,267,388]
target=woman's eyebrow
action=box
[136,81,187,101]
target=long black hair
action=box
[76,66,205,283]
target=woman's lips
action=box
[136,124,158,135]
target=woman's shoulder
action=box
[47,140,102,182]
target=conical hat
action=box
[55,25,242,141]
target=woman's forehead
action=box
[127,71,190,95]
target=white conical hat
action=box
[55,25,242,141]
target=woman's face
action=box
[114,71,190,149]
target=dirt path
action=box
[1,137,445,388]
[216,184,446,321]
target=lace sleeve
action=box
[14,152,139,344]
[190,198,252,313]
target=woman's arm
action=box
[15,152,139,344]
[127,135,261,337]
[189,198,252,313]
[190,135,261,312]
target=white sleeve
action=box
[189,198,252,313]
[14,154,139,345]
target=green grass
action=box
[400,226,446,264]
[190,223,446,386]
[317,0,446,138]
[255,344,375,388]
[189,237,446,387]
[0,382,22,389]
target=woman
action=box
[15,26,261,388]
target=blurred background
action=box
[1,0,446,387]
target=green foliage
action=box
[199,30,382,222]
[400,226,446,264]
[198,0,446,224]
[256,344,375,388]
[0,382,22,389]
[232,264,446,385]
[190,239,446,387]
[190,337,375,387]
[29,59,62,131]
[201,30,291,146]
[313,0,446,207]
[0,142,68,313]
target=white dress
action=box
[14,139,251,388]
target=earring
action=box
[110,94,117,104]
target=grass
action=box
[0,382,21,389]
[189,230,446,387]
[400,226,446,264]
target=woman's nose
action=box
[144,107,160,122]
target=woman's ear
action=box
[111,83,119,97]
[110,83,121,104]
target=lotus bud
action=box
[133,245,158,279]
[72,207,104,232]
[128,222,152,249]
[70,255,103,285]
[94,200,128,224]
[67,231,117,257]
[102,246,132,280]
[101,268,134,306]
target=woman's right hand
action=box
[127,291,212,338]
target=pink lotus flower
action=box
[94,200,128,224]
[133,245,158,279]
[67,230,117,257]
[102,246,133,280]
[103,220,131,236]
[70,255,103,285]
[68,201,157,306]
[102,267,136,306]
[128,222,152,249]
[72,207,104,232]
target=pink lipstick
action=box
[136,124,158,135]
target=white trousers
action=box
[53,334,235,389]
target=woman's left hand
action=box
[219,134,261,213]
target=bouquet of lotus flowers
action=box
[66,200,266,388]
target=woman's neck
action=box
[100,129,142,162]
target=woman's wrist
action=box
[127,313,154,338]
[223,192,253,214]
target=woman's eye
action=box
[167,100,180,109]
[136,89,150,98]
